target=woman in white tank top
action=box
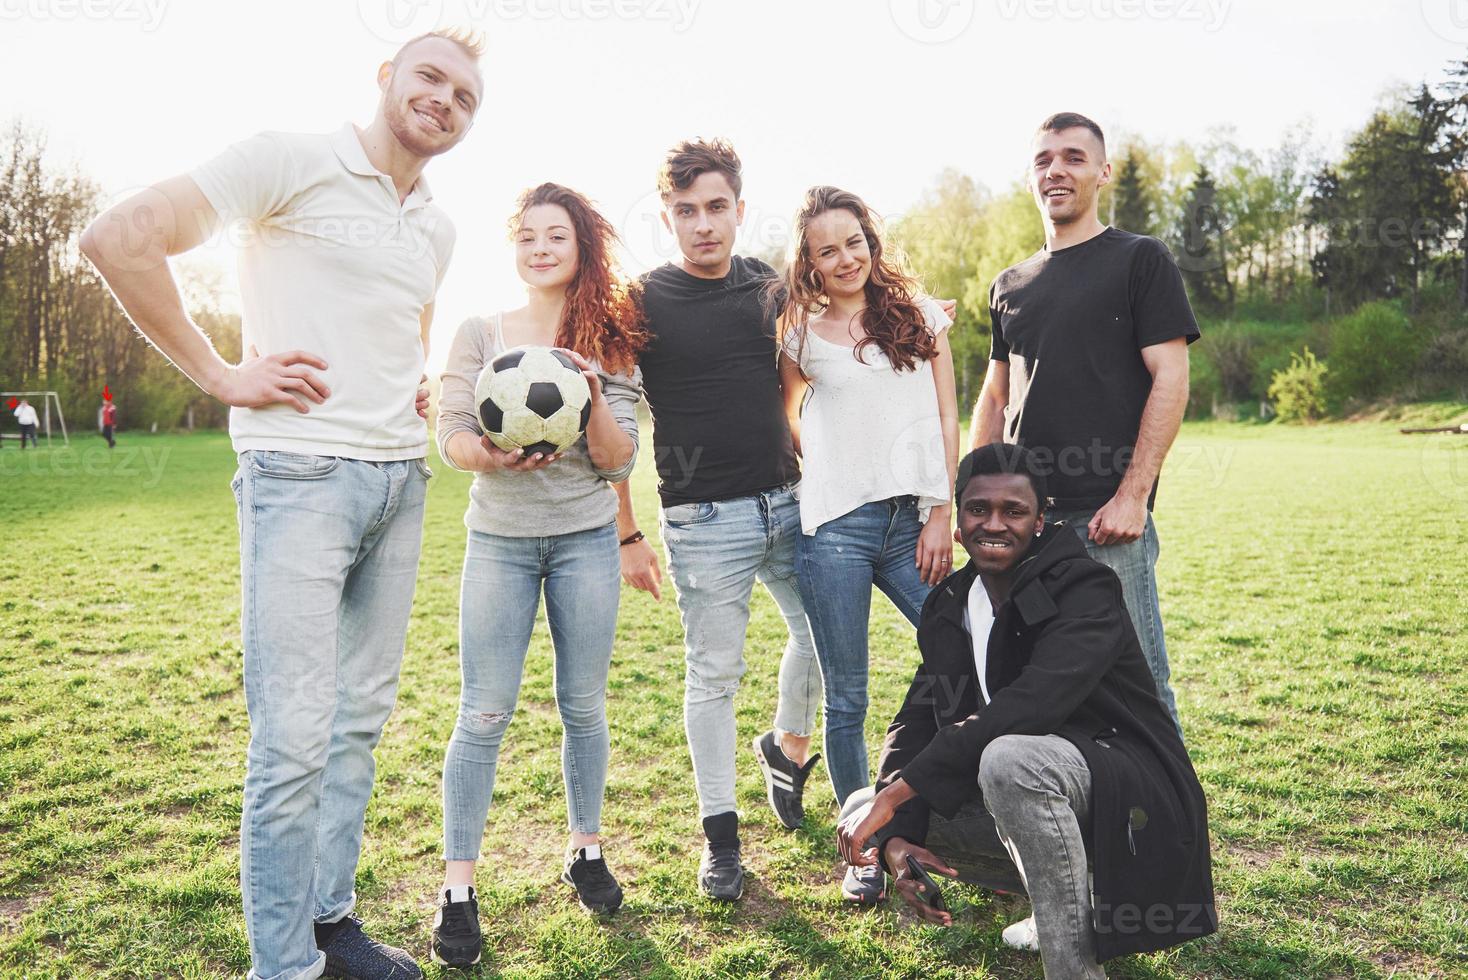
[776,186,960,905]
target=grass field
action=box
[2,416,1467,979]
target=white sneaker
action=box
[1002,914,1039,952]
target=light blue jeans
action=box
[796,496,933,809]
[660,485,823,818]
[441,522,621,859]
[1049,508,1181,734]
[232,450,430,980]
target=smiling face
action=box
[378,36,482,159]
[804,207,871,301]
[661,170,744,278]
[515,203,578,291]
[955,472,1046,577]
[1029,126,1110,228]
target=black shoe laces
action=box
[439,897,478,939]
[577,857,619,893]
[705,839,741,872]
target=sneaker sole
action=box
[751,736,802,831]
[430,946,482,968]
[841,886,888,906]
[560,871,624,915]
[699,877,744,902]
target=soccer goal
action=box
[2,390,69,447]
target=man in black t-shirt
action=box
[970,112,1198,733]
[613,139,824,901]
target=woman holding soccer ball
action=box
[776,186,960,906]
[429,183,647,966]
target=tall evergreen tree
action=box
[1112,152,1153,237]
[1175,164,1232,315]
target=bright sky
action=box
[0,0,1456,370]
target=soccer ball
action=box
[474,346,592,457]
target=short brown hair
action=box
[1037,112,1106,159]
[658,138,742,203]
[393,28,486,66]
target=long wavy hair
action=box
[511,183,647,375]
[779,186,935,374]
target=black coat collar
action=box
[931,523,1084,627]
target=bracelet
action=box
[619,530,645,547]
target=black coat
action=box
[874,524,1217,961]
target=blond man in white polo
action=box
[81,30,483,980]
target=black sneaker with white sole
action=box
[752,729,820,830]
[561,845,624,914]
[315,914,423,979]
[698,811,745,901]
[429,885,482,969]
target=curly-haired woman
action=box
[777,186,960,905]
[429,183,647,966]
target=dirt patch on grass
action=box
[1370,947,1449,978]
[0,889,50,933]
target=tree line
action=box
[890,58,1468,415]
[3,59,1466,434]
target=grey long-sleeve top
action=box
[436,313,643,537]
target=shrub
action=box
[1324,301,1422,406]
[1268,347,1329,422]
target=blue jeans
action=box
[660,485,822,818]
[1049,508,1181,734]
[797,496,933,808]
[441,522,620,859]
[232,450,429,980]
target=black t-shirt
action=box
[989,228,1200,510]
[639,256,800,507]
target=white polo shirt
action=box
[191,123,455,460]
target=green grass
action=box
[2,417,1466,978]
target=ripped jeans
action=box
[441,522,620,860]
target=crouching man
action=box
[837,443,1216,978]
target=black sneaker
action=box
[561,845,624,914]
[430,885,482,969]
[698,811,745,901]
[752,730,820,830]
[315,914,422,979]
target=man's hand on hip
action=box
[1089,492,1147,546]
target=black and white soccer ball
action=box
[474,346,592,457]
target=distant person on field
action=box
[14,398,39,449]
[100,395,118,449]
[969,112,1198,734]
[81,28,482,980]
